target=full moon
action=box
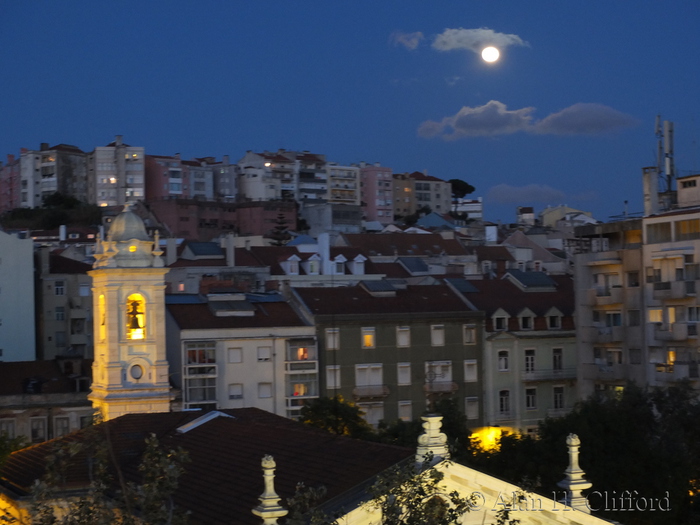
[481,46,500,63]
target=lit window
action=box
[430,325,445,346]
[648,308,663,323]
[498,351,509,371]
[396,326,411,347]
[177,283,185,292]
[361,327,375,349]
[325,328,339,350]
[79,284,90,296]
[464,360,478,382]
[126,293,146,340]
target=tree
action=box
[268,212,292,246]
[448,179,475,213]
[468,383,700,525]
[30,429,190,525]
[367,455,475,525]
[299,395,375,439]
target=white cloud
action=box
[418,100,534,139]
[390,31,424,50]
[432,27,529,54]
[486,184,566,205]
[418,101,638,139]
[533,103,639,135]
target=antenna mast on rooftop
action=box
[655,115,675,192]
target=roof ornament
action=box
[557,433,592,513]
[416,414,450,467]
[252,455,288,524]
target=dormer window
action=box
[308,260,319,275]
[520,316,533,330]
[335,261,345,274]
[288,261,299,275]
[548,315,561,329]
[494,316,507,331]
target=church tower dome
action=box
[89,204,170,421]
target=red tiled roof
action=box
[342,233,468,257]
[0,409,413,525]
[470,245,516,262]
[168,248,265,268]
[49,253,93,274]
[453,275,575,318]
[0,360,91,396]
[371,262,412,278]
[295,284,471,317]
[167,301,306,329]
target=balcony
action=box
[547,408,571,418]
[521,368,577,382]
[581,363,630,382]
[495,411,513,421]
[592,285,623,305]
[285,360,318,372]
[70,308,88,319]
[353,385,390,400]
[582,325,625,344]
[652,280,692,300]
[652,322,689,342]
[69,333,89,346]
[652,362,700,383]
[423,381,459,394]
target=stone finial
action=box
[557,433,592,513]
[416,414,450,467]
[252,455,288,525]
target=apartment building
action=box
[87,135,145,206]
[12,144,88,208]
[165,292,317,419]
[293,282,485,427]
[359,162,394,225]
[447,271,577,435]
[144,154,215,201]
[393,171,451,219]
[574,172,700,397]
[36,248,94,360]
[0,231,35,362]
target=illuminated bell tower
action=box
[88,205,170,421]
